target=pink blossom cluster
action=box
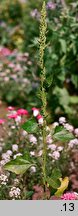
[0,119,5,125]
[0,47,12,57]
[7,108,29,119]
[61,192,77,200]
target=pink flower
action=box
[0,47,11,56]
[0,119,5,125]
[8,114,18,119]
[7,106,15,111]
[17,109,29,116]
[61,192,77,200]
[37,114,43,125]
[8,63,15,69]
[32,107,39,117]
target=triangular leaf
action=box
[22,118,38,133]
[47,177,61,189]
[53,127,74,142]
[52,168,62,180]
[4,157,35,175]
[54,126,64,134]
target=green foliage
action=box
[46,168,62,189]
[4,155,35,175]
[51,168,62,179]
[22,118,39,133]
[53,125,74,142]
[47,177,61,189]
[0,0,78,121]
[25,191,34,199]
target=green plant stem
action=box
[42,118,47,191]
[39,1,47,192]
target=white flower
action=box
[0,174,8,185]
[38,118,43,125]
[6,150,12,156]
[57,146,63,152]
[11,126,16,130]
[29,134,37,144]
[46,134,53,144]
[13,153,22,159]
[64,123,74,132]
[15,116,21,125]
[30,151,35,156]
[22,130,28,136]
[0,160,7,166]
[68,139,78,148]
[12,144,18,152]
[48,153,52,157]
[9,187,21,198]
[2,153,10,160]
[52,122,59,128]
[52,151,60,160]
[59,117,66,124]
[33,109,39,117]
[48,144,56,151]
[74,128,78,137]
[38,150,42,156]
[30,166,36,173]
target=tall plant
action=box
[4,1,70,199]
[39,1,47,191]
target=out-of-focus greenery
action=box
[0,0,78,125]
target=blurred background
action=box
[0,0,78,125]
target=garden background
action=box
[0,0,78,200]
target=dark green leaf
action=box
[22,118,38,133]
[54,126,64,134]
[59,39,66,53]
[4,157,35,175]
[52,168,62,180]
[47,177,61,189]
[53,128,74,142]
[25,191,34,199]
[71,74,78,89]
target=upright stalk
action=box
[39,1,47,191]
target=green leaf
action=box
[47,75,53,87]
[59,39,66,54]
[22,118,38,133]
[53,87,70,108]
[23,152,31,161]
[4,157,35,175]
[54,126,64,134]
[53,127,74,142]
[25,191,34,199]
[71,74,78,89]
[47,177,61,189]
[52,168,62,180]
[55,177,69,197]
[70,96,78,104]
